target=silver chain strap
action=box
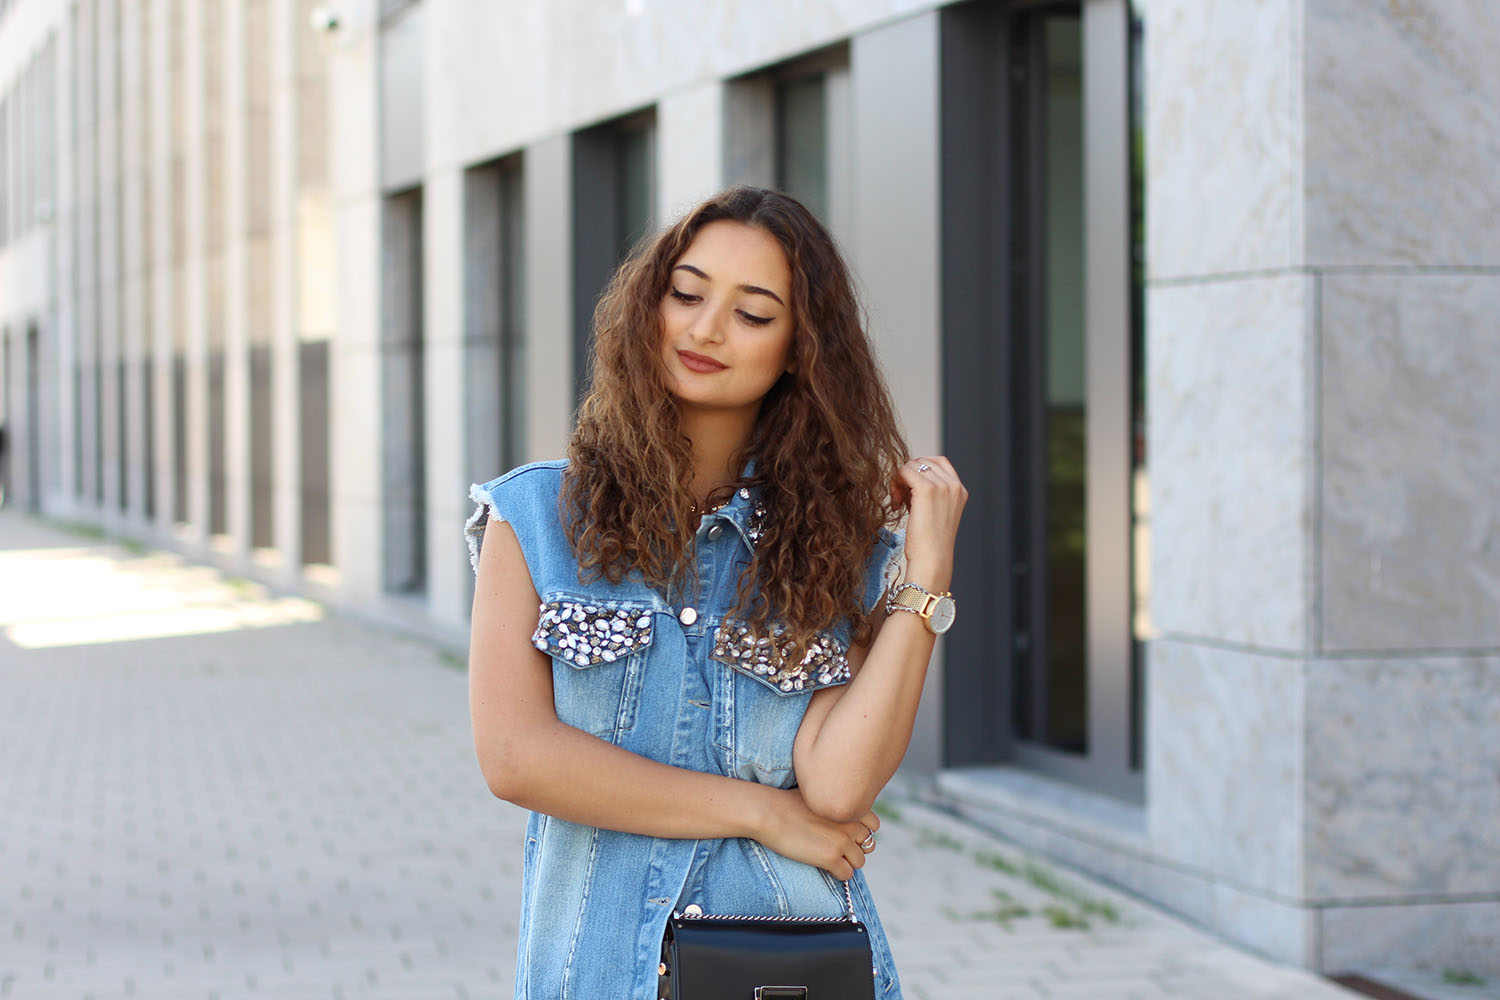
[672,879,857,923]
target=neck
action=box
[678,404,757,506]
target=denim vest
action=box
[466,461,905,999]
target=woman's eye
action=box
[738,311,773,327]
[669,288,700,305]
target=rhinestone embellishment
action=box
[745,500,768,545]
[709,622,851,693]
[532,601,654,667]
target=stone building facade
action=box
[0,0,1495,977]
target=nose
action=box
[686,301,728,345]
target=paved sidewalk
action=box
[0,509,1371,999]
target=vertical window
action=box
[462,153,526,487]
[1013,9,1087,754]
[572,109,656,401]
[940,0,1143,799]
[1127,0,1149,769]
[727,45,850,234]
[380,187,426,595]
[775,74,827,221]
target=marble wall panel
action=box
[850,13,942,455]
[1304,654,1500,900]
[1319,273,1500,651]
[1148,275,1312,649]
[1146,639,1305,899]
[428,0,939,171]
[1319,899,1500,977]
[1142,0,1303,279]
[1304,0,1500,268]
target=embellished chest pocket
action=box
[533,598,656,743]
[709,623,852,787]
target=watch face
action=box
[929,596,956,634]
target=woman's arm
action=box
[469,517,879,879]
[791,456,968,822]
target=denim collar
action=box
[710,457,768,553]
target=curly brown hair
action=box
[562,187,908,651]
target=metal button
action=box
[706,524,723,541]
[678,606,698,626]
[683,903,703,916]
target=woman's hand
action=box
[754,789,881,882]
[891,456,968,592]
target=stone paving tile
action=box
[0,511,1371,999]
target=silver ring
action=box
[917,463,930,473]
[860,832,876,851]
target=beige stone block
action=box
[1319,273,1500,651]
[1144,0,1303,279]
[1304,654,1500,899]
[1147,275,1313,649]
[1305,0,1500,267]
[1146,640,1305,901]
[427,0,933,167]
[657,82,726,223]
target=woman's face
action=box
[658,220,795,420]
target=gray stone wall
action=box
[1145,0,1500,973]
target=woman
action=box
[466,187,966,999]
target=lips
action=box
[676,349,728,373]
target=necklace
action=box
[689,496,731,518]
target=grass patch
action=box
[437,650,466,673]
[917,827,964,852]
[56,520,106,540]
[974,849,1019,876]
[119,537,147,556]
[870,800,903,824]
[1018,862,1121,924]
[1043,904,1089,930]
[1442,969,1487,987]
[942,891,1032,928]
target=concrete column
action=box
[268,0,301,578]
[147,0,174,538]
[73,0,100,514]
[181,0,208,543]
[848,12,945,776]
[657,81,724,224]
[1145,0,1500,974]
[327,0,383,604]
[53,8,77,512]
[520,134,572,464]
[96,0,124,523]
[221,0,252,562]
[118,0,149,525]
[422,166,467,627]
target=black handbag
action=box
[658,880,876,999]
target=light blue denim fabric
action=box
[467,460,905,1000]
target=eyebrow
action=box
[673,264,786,307]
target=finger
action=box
[889,475,911,510]
[860,811,881,834]
[906,458,958,489]
[925,455,960,478]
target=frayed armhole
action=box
[867,529,906,614]
[465,483,505,575]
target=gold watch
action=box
[885,582,957,635]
